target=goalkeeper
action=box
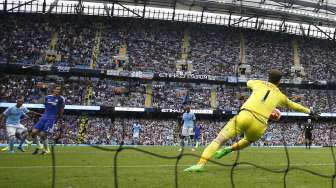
[185,69,319,172]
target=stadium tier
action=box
[1,14,336,81]
[1,74,336,111]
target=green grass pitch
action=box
[0,146,334,188]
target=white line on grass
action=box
[0,163,333,169]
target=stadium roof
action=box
[2,0,336,39]
[77,0,336,27]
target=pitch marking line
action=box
[0,163,333,169]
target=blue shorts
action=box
[194,134,201,140]
[34,118,56,133]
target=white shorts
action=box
[133,132,140,138]
[182,127,194,137]
[6,124,27,137]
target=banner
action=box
[0,103,100,111]
[140,72,154,79]
[106,69,120,76]
[3,63,335,87]
[39,65,52,71]
[130,71,154,79]
[158,73,209,80]
[114,107,145,112]
[161,108,213,114]
[119,71,129,77]
[57,66,70,73]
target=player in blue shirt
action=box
[194,124,202,148]
[132,121,141,145]
[179,106,196,151]
[31,86,65,155]
[0,97,40,153]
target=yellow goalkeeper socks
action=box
[197,141,221,166]
[231,139,250,151]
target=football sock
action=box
[19,138,25,148]
[43,138,49,151]
[197,141,221,165]
[190,137,195,148]
[180,138,185,148]
[9,136,15,152]
[231,139,250,151]
[19,132,28,148]
[34,137,41,148]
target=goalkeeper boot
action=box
[214,147,232,159]
[1,146,9,151]
[184,164,205,172]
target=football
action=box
[270,108,281,121]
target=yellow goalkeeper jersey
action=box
[241,80,310,120]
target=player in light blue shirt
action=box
[132,121,141,145]
[179,106,196,151]
[0,97,40,153]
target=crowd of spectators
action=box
[216,85,250,111]
[91,79,146,107]
[2,14,336,81]
[299,39,336,81]
[152,83,211,109]
[0,75,146,107]
[0,116,334,146]
[256,120,335,147]
[0,15,52,65]
[244,31,293,79]
[282,87,336,112]
[55,18,96,67]
[188,25,240,76]
[125,20,183,73]
[1,74,336,112]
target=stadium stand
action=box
[2,74,336,111]
[1,14,336,81]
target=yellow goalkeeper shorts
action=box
[219,110,267,142]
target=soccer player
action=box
[0,97,40,153]
[194,124,202,148]
[304,119,313,149]
[185,69,319,172]
[132,121,141,145]
[31,85,65,155]
[179,106,196,152]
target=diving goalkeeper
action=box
[185,69,319,172]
